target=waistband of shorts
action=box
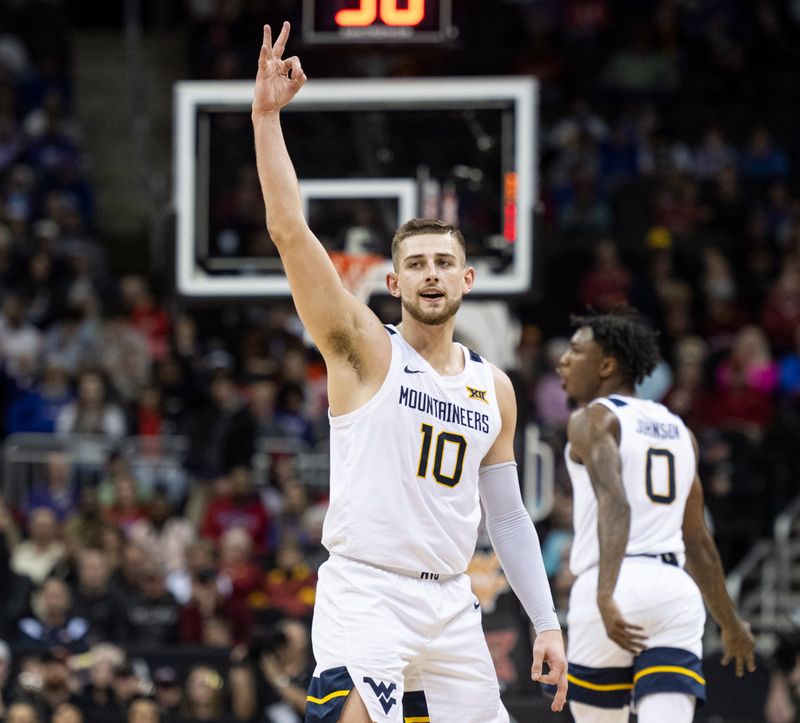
[625,552,681,567]
[334,554,461,582]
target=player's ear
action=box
[462,266,475,294]
[386,271,400,297]
[598,355,617,379]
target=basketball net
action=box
[329,251,385,304]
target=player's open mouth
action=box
[420,289,444,300]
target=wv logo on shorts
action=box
[466,386,489,404]
[363,677,397,714]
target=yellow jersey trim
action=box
[567,674,633,691]
[307,689,351,705]
[633,665,705,685]
[405,718,431,722]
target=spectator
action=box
[200,466,270,554]
[166,538,228,606]
[186,369,257,479]
[152,666,183,722]
[180,666,224,722]
[578,238,631,311]
[62,486,105,553]
[52,702,83,723]
[0,511,33,640]
[96,304,151,404]
[16,578,89,654]
[217,527,261,608]
[229,620,312,723]
[258,538,317,621]
[118,562,180,646]
[717,324,780,395]
[178,563,252,646]
[11,507,65,585]
[111,541,149,599]
[0,294,43,383]
[739,125,790,182]
[55,369,126,438]
[5,358,73,434]
[70,548,124,644]
[75,643,125,722]
[41,305,98,377]
[120,275,170,355]
[5,702,40,723]
[24,452,79,522]
[127,486,195,575]
[101,472,149,535]
[761,260,800,352]
[127,696,162,723]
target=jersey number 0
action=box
[417,423,467,487]
[645,448,676,504]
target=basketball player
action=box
[555,310,756,722]
[251,21,567,723]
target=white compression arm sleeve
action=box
[478,461,561,633]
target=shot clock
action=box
[303,0,455,43]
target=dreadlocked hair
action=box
[570,308,661,386]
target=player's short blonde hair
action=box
[391,218,466,270]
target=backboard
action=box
[173,77,538,297]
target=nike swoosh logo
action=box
[474,601,480,610]
[404,365,425,374]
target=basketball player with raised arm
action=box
[251,22,567,723]
[555,310,756,722]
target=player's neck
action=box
[397,317,462,375]
[598,382,636,400]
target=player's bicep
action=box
[571,408,625,501]
[277,233,386,358]
[481,366,517,466]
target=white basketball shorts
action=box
[305,554,510,723]
[565,555,706,711]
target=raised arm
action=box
[682,431,756,676]
[568,405,645,653]
[251,23,389,403]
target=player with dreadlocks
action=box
[551,308,755,723]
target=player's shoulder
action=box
[567,402,619,442]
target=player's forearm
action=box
[252,111,308,244]
[595,493,630,603]
[586,442,630,602]
[684,531,740,629]
[479,463,560,632]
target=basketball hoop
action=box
[330,251,385,304]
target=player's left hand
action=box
[721,618,756,677]
[532,629,568,712]
[598,596,647,654]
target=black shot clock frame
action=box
[303,0,455,44]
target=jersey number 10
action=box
[417,423,467,487]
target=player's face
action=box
[558,326,606,407]
[389,233,474,325]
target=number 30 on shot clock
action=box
[303,0,454,43]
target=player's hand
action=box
[252,22,307,116]
[721,618,756,677]
[532,629,568,712]
[598,596,647,654]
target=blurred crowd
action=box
[0,0,799,721]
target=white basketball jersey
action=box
[322,325,502,575]
[566,395,696,577]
